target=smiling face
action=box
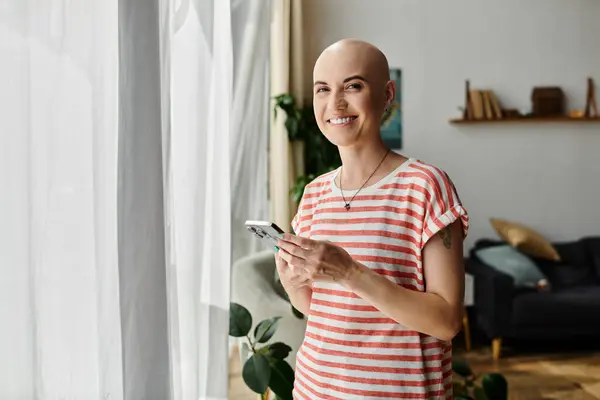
[312,40,395,148]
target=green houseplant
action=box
[452,359,508,400]
[229,302,295,400]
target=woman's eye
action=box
[316,87,328,93]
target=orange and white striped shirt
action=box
[290,157,469,400]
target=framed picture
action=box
[380,68,402,149]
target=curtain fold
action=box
[269,0,305,231]
[118,0,171,397]
[230,0,271,262]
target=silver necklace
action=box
[339,149,391,211]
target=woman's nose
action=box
[328,91,347,110]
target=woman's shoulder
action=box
[396,157,458,192]
[304,168,339,191]
[402,157,450,178]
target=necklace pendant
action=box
[344,203,351,211]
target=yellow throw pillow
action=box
[490,218,561,261]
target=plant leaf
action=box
[264,342,292,360]
[242,354,271,394]
[474,386,488,400]
[452,359,473,377]
[482,373,508,400]
[285,117,300,141]
[254,316,282,343]
[282,94,294,106]
[268,359,295,400]
[229,302,252,337]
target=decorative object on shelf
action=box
[585,77,598,118]
[531,86,565,116]
[230,302,295,400]
[450,78,600,124]
[503,109,521,118]
[462,80,473,120]
[380,68,403,149]
[570,109,585,118]
[460,80,503,121]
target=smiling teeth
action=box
[330,117,356,125]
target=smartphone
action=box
[245,220,285,245]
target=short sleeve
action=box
[290,193,306,235]
[290,199,302,235]
[420,167,469,248]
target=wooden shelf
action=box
[455,78,599,125]
[450,116,600,124]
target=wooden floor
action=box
[228,344,600,400]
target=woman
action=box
[276,39,469,400]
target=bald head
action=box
[314,39,390,87]
[311,39,396,148]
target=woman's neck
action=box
[337,140,400,189]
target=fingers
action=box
[275,255,286,273]
[276,237,310,260]
[289,272,311,287]
[278,246,307,269]
[276,249,307,276]
[279,233,316,250]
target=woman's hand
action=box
[274,249,313,315]
[276,233,361,286]
[275,250,311,291]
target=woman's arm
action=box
[345,221,465,341]
[284,286,312,316]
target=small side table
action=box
[462,273,474,351]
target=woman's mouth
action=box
[327,116,358,126]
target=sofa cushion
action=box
[512,285,600,329]
[532,239,598,290]
[554,240,590,268]
[490,218,561,261]
[539,262,596,290]
[474,245,549,290]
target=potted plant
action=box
[452,358,508,400]
[229,302,296,400]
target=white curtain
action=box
[0,0,269,398]
[230,0,271,263]
[0,1,122,397]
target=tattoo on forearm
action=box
[439,226,452,249]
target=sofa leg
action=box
[462,312,472,352]
[492,338,502,360]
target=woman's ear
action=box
[384,80,396,109]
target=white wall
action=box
[303,0,600,250]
